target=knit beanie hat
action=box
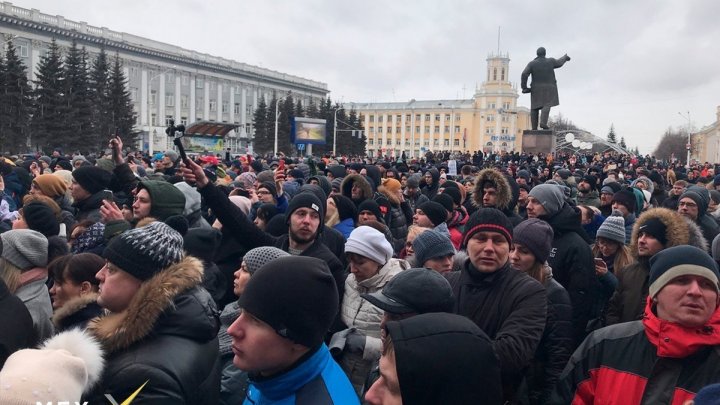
[164,150,179,162]
[694,383,720,405]
[331,177,343,193]
[556,169,571,180]
[21,201,60,237]
[413,229,455,267]
[513,218,554,263]
[250,159,264,173]
[357,199,384,222]
[581,174,598,191]
[256,170,275,185]
[331,194,357,221]
[345,226,393,265]
[243,246,290,275]
[637,217,668,247]
[649,245,720,298]
[596,213,627,244]
[286,192,324,226]
[432,194,454,215]
[680,186,709,213]
[418,201,448,227]
[0,229,48,270]
[405,174,421,188]
[71,166,112,194]
[32,174,67,198]
[103,222,184,281]
[462,208,513,248]
[601,182,622,195]
[0,329,104,405]
[235,171,257,190]
[528,184,565,217]
[238,256,338,348]
[517,169,530,181]
[257,181,278,201]
[442,187,462,206]
[612,189,637,213]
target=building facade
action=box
[0,2,328,154]
[349,53,531,158]
[692,106,720,164]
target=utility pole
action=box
[333,107,344,156]
[678,111,692,168]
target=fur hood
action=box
[341,174,374,202]
[473,168,517,211]
[87,256,211,353]
[52,292,101,328]
[629,208,690,257]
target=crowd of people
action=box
[2,139,720,404]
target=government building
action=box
[349,52,532,158]
[0,2,328,154]
[691,106,720,164]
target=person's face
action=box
[358,210,378,225]
[256,187,274,204]
[672,183,686,196]
[360,168,367,176]
[424,173,433,186]
[709,199,719,214]
[29,182,46,196]
[227,309,302,376]
[600,192,613,206]
[482,185,497,207]
[637,232,664,257]
[233,261,251,296]
[326,197,338,220]
[466,231,510,273]
[525,196,546,219]
[518,188,528,207]
[386,171,395,179]
[162,156,173,166]
[132,188,152,219]
[578,182,591,193]
[405,186,418,197]
[655,275,719,328]
[413,209,433,227]
[49,278,84,310]
[510,243,537,273]
[612,202,630,217]
[596,237,620,258]
[516,177,527,186]
[365,348,402,405]
[289,207,320,245]
[309,179,319,186]
[11,210,28,230]
[253,215,267,230]
[463,180,474,194]
[348,253,382,282]
[543,168,550,177]
[678,198,699,221]
[70,179,91,202]
[96,262,142,313]
[424,254,454,274]
[351,183,363,200]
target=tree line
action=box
[0,39,136,155]
[251,94,366,156]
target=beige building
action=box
[692,106,720,164]
[348,52,531,157]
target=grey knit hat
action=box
[103,222,184,281]
[513,219,554,263]
[0,229,48,271]
[243,247,290,275]
[596,213,626,245]
[413,229,455,267]
[528,184,565,216]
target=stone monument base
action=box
[522,130,555,155]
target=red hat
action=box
[200,155,219,166]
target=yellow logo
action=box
[104,381,149,405]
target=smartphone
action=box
[278,159,285,171]
[594,258,607,267]
[101,189,114,203]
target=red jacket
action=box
[447,207,468,250]
[551,298,720,405]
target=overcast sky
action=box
[12,0,720,154]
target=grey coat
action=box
[15,277,54,341]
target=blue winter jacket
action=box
[244,343,359,405]
[334,218,355,240]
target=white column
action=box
[189,77,196,123]
[217,83,223,122]
[175,75,181,122]
[158,73,165,126]
[229,86,235,123]
[204,84,210,120]
[450,109,456,152]
[241,87,248,127]
[140,70,148,126]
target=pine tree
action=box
[294,99,305,118]
[619,136,627,149]
[607,124,617,144]
[64,41,94,153]
[252,97,270,154]
[32,39,66,152]
[305,99,319,119]
[0,43,32,153]
[89,48,112,151]
[107,53,137,146]
[346,108,366,156]
[280,93,295,154]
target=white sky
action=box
[12,0,720,154]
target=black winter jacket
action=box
[0,279,36,368]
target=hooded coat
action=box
[421,168,440,199]
[474,169,523,226]
[84,257,220,405]
[51,293,103,332]
[341,174,374,208]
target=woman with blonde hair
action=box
[591,214,633,298]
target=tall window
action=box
[165,94,175,107]
[150,90,157,105]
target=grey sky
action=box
[14,0,720,154]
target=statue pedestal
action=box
[522,130,555,155]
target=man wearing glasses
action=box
[678,186,719,249]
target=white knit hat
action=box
[0,329,104,405]
[345,226,393,265]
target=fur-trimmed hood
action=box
[52,292,102,329]
[341,174,374,203]
[87,256,217,354]
[473,168,518,212]
[629,208,690,257]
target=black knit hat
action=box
[238,256,339,348]
[286,192,324,225]
[418,201,447,227]
[612,189,637,212]
[432,194,454,215]
[462,208,513,248]
[257,181,278,200]
[72,166,112,194]
[103,222,184,281]
[22,201,59,237]
[442,187,462,206]
[250,159,264,173]
[581,175,598,191]
[331,195,357,221]
[512,219,553,263]
[357,199,383,222]
[649,245,720,298]
[637,217,668,247]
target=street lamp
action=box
[274,92,291,156]
[332,106,344,156]
[679,111,691,168]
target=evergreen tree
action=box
[305,99,319,119]
[316,97,333,155]
[32,39,67,152]
[107,53,137,146]
[619,136,627,149]
[607,124,617,143]
[64,41,94,153]
[294,99,305,118]
[346,108,366,156]
[89,48,112,151]
[0,43,32,153]
[280,93,295,154]
[252,96,270,154]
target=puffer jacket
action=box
[376,184,412,244]
[473,168,523,226]
[84,257,220,405]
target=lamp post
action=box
[333,106,344,156]
[679,111,691,168]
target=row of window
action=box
[367,139,461,146]
[131,89,254,115]
[366,113,462,123]
[368,126,463,134]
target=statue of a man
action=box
[521,47,571,130]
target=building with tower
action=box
[350,52,531,158]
